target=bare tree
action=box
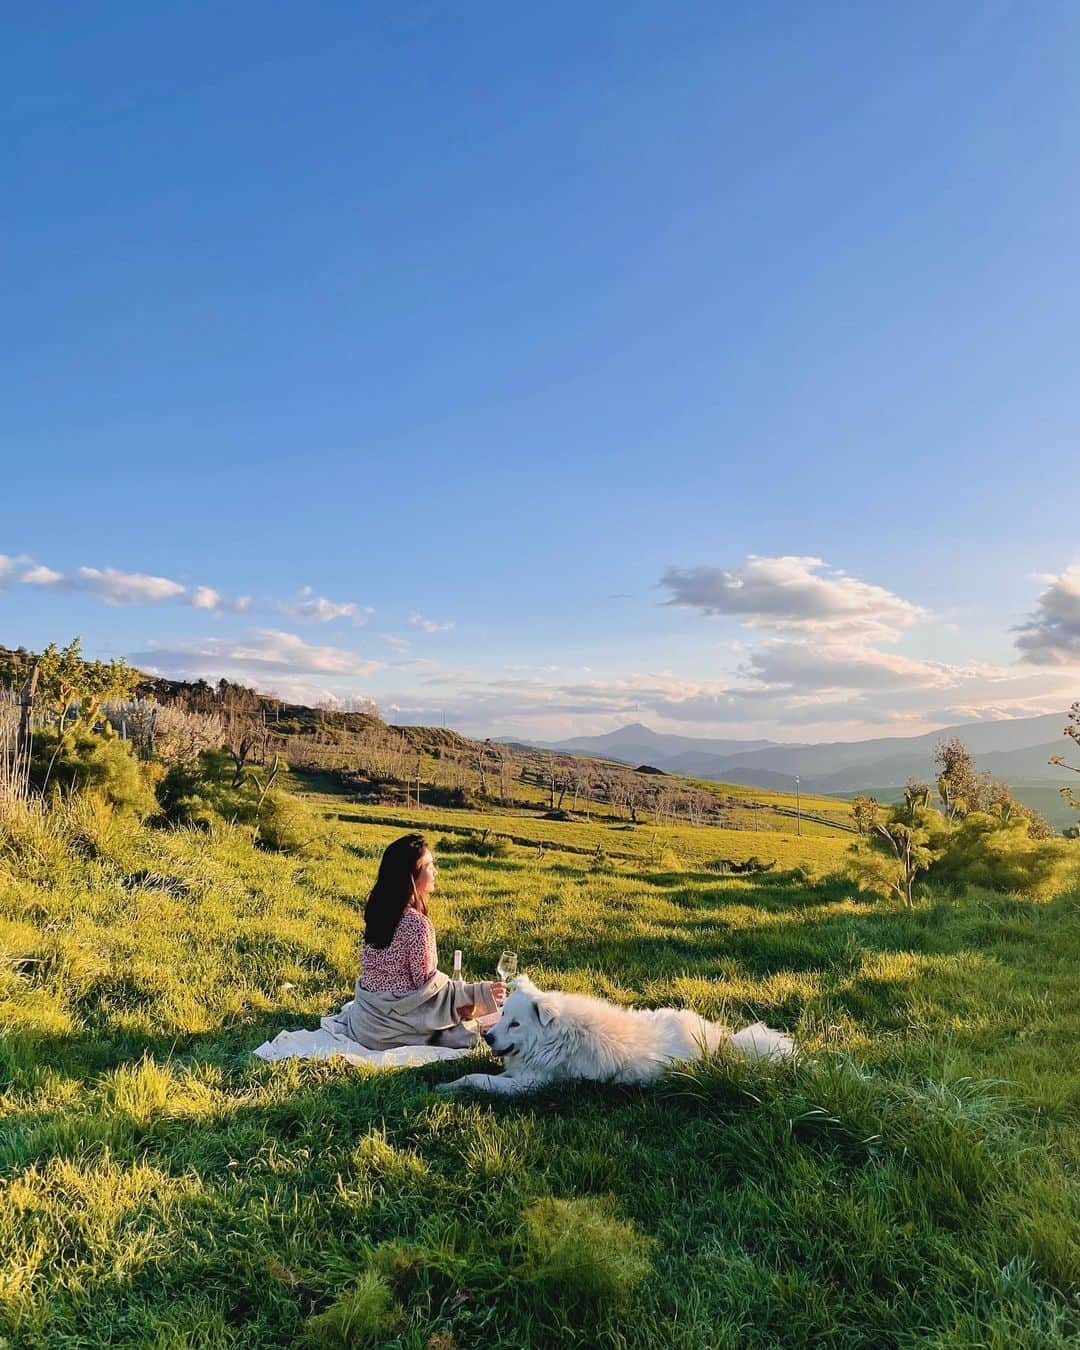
[220,686,268,787]
[474,738,491,796]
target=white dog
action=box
[436,975,795,1095]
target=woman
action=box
[336,833,505,1051]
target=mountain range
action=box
[545,714,1077,826]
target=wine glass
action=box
[497,950,518,984]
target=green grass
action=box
[1,788,1079,1347]
[331,797,854,872]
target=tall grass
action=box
[0,689,33,803]
[0,782,1078,1345]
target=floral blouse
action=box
[360,907,438,994]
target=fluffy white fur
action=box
[436,975,796,1096]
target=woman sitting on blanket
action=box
[342,833,506,1051]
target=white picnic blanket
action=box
[253,1000,499,1069]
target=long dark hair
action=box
[364,833,430,949]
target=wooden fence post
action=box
[18,665,39,758]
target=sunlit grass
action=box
[0,786,1078,1345]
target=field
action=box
[2,784,1079,1347]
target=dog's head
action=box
[483,974,558,1065]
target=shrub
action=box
[437,833,508,859]
[256,790,322,854]
[157,750,323,853]
[30,728,156,817]
[927,812,1076,899]
[156,749,241,829]
[425,785,476,809]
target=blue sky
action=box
[3,2,1079,741]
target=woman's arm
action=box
[404,911,438,989]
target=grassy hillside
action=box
[1,783,1079,1346]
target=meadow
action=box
[1,784,1079,1347]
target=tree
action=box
[933,737,978,819]
[219,685,268,788]
[850,794,881,835]
[850,802,939,907]
[904,779,932,815]
[1050,701,1080,817]
[37,638,138,732]
[34,639,139,792]
[474,739,491,796]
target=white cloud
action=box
[7,553,250,612]
[190,586,220,610]
[379,634,411,650]
[278,586,364,623]
[741,641,986,692]
[134,629,385,685]
[660,556,924,641]
[409,611,455,633]
[0,554,34,588]
[189,586,251,614]
[20,564,65,586]
[1014,565,1080,665]
[73,566,187,605]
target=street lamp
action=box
[795,775,801,837]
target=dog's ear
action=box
[514,974,537,995]
[533,998,557,1027]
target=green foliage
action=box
[436,832,508,858]
[846,802,941,907]
[157,749,321,853]
[850,794,880,835]
[156,748,240,828]
[934,736,978,819]
[30,728,157,817]
[519,1196,654,1304]
[36,637,138,730]
[1050,700,1080,817]
[256,789,322,854]
[848,798,1077,904]
[927,811,1075,898]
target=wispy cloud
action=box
[278,586,369,623]
[40,565,187,605]
[740,640,991,693]
[409,611,455,633]
[6,553,250,613]
[133,628,385,683]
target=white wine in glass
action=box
[497,950,518,983]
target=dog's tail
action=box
[730,1021,797,1062]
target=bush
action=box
[927,812,1076,899]
[846,801,1078,904]
[156,749,242,829]
[157,749,323,853]
[30,728,157,817]
[425,785,476,809]
[436,833,508,859]
[256,790,322,854]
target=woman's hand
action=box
[491,981,507,1005]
